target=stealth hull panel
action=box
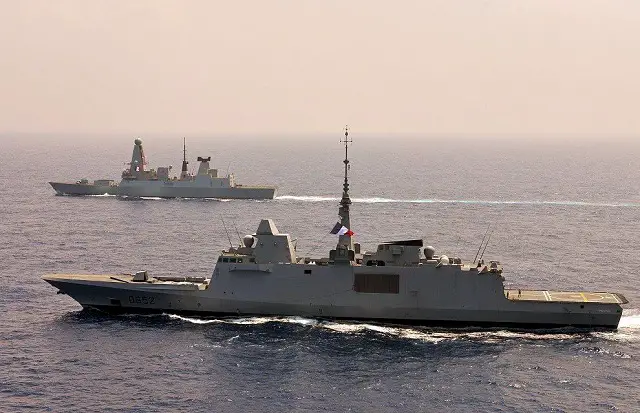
[43,266,625,329]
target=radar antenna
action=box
[339,125,352,213]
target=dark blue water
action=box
[1,135,639,412]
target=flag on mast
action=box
[330,222,354,237]
[337,226,349,236]
[329,222,342,234]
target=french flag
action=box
[330,222,354,237]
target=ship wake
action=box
[165,310,640,344]
[618,308,640,329]
[276,195,639,208]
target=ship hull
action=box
[117,180,276,199]
[44,267,625,329]
[49,181,276,199]
[83,306,621,329]
[49,182,117,196]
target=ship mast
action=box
[180,137,189,179]
[129,138,146,176]
[335,126,354,258]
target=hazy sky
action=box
[1,0,639,136]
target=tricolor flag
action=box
[330,222,342,234]
[330,222,354,237]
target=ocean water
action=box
[1,134,639,412]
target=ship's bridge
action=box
[217,254,255,264]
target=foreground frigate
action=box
[49,138,276,199]
[44,130,628,329]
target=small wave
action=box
[275,195,639,208]
[166,314,308,326]
[166,314,276,325]
[166,314,221,324]
[579,346,632,358]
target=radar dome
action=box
[243,235,255,248]
[438,255,450,266]
[424,246,435,259]
[134,138,142,146]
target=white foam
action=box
[177,197,231,202]
[319,322,368,334]
[229,317,280,325]
[618,309,640,329]
[275,195,639,208]
[277,195,336,202]
[167,314,221,324]
[275,316,318,326]
[314,321,574,342]
[166,313,639,344]
[166,314,288,326]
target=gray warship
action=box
[44,130,628,329]
[49,138,276,200]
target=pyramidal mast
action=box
[333,126,354,263]
[130,138,147,175]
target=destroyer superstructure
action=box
[44,129,628,329]
[49,138,276,199]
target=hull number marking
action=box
[128,295,155,305]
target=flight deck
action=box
[505,289,628,304]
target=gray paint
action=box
[48,138,276,200]
[43,131,627,328]
[43,260,624,328]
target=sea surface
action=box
[1,134,639,412]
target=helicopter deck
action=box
[505,289,627,304]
